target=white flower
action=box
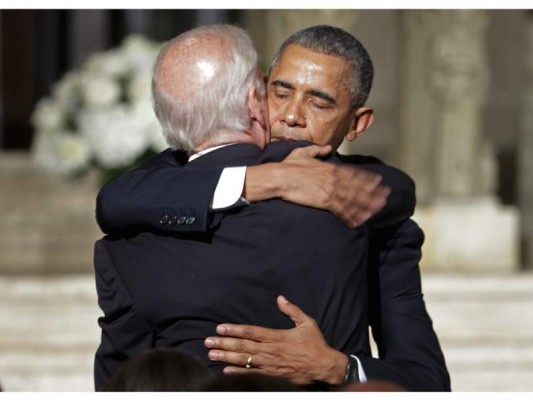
[52,71,81,111]
[32,130,60,173]
[127,70,152,104]
[55,133,92,176]
[31,98,65,132]
[122,35,160,72]
[31,34,164,179]
[80,74,121,109]
[85,50,130,78]
[80,106,151,168]
[32,130,91,177]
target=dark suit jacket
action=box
[94,142,370,390]
[361,219,450,390]
[94,141,451,391]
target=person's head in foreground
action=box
[103,348,214,391]
[203,373,300,391]
[340,380,407,392]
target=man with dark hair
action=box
[205,25,449,391]
[95,25,450,391]
[269,24,374,109]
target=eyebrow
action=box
[308,89,336,105]
[270,79,294,90]
[270,79,336,105]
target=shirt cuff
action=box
[211,166,248,210]
[350,355,368,383]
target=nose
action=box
[282,99,306,127]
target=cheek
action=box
[267,100,280,125]
[307,118,334,145]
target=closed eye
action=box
[274,91,290,99]
[311,102,331,110]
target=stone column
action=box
[402,10,519,271]
[399,12,438,204]
[0,11,4,148]
[428,10,495,198]
[518,11,533,270]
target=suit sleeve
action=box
[338,154,416,228]
[93,240,155,391]
[95,149,224,235]
[357,219,451,391]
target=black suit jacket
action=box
[94,141,450,391]
[94,142,370,390]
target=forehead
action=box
[270,44,351,92]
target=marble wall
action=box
[0,152,100,275]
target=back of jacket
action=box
[94,141,369,389]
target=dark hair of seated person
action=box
[203,373,301,392]
[339,380,407,392]
[102,348,214,391]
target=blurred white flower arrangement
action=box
[31,35,167,185]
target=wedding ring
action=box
[245,355,253,369]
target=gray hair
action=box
[152,24,263,152]
[270,25,373,109]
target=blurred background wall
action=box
[0,9,532,391]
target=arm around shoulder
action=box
[338,154,416,228]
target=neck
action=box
[193,131,264,155]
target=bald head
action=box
[152,25,265,152]
[156,32,229,103]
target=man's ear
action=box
[247,85,267,130]
[346,107,374,142]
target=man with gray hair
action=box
[94,24,389,390]
[152,25,269,153]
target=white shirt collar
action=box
[188,143,237,161]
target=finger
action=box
[361,185,390,213]
[376,185,391,199]
[276,295,310,326]
[208,349,250,367]
[352,169,383,191]
[216,323,280,342]
[208,349,271,369]
[204,336,262,353]
[289,144,332,159]
[305,144,332,158]
[364,174,384,191]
